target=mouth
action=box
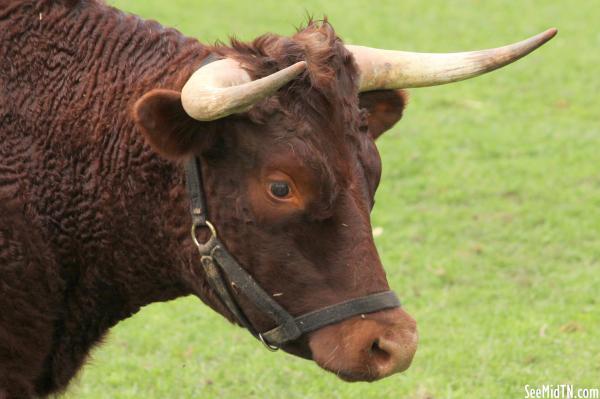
[332,368,380,383]
[282,339,392,382]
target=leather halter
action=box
[185,157,401,350]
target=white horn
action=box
[346,28,557,92]
[181,59,306,121]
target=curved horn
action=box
[181,59,306,121]
[346,28,557,92]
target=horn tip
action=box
[542,27,558,42]
[293,60,308,70]
[527,28,558,52]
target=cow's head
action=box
[133,21,556,381]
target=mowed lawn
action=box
[64,1,599,398]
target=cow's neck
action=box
[19,2,213,332]
[0,1,230,394]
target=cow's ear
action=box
[359,89,408,140]
[133,89,210,159]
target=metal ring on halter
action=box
[258,333,280,352]
[191,220,218,250]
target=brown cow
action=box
[0,0,555,397]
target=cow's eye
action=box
[270,181,290,198]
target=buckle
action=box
[258,333,280,352]
[191,220,218,254]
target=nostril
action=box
[368,334,415,377]
[369,338,392,363]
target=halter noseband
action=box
[184,157,401,351]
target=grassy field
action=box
[64,1,599,398]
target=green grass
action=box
[63,1,599,398]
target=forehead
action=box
[248,91,368,178]
[249,55,365,169]
[213,20,363,137]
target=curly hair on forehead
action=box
[212,19,357,87]
[208,18,362,132]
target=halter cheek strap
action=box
[185,157,401,350]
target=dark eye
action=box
[270,181,290,198]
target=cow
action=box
[0,0,555,397]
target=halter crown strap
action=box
[184,158,206,226]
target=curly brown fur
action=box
[0,1,211,396]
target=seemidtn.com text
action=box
[525,385,600,399]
